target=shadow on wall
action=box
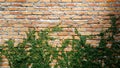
[88,0,120,44]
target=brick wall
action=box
[0,0,120,67]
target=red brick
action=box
[89,3,98,6]
[66,3,76,7]
[1,11,10,15]
[94,7,104,10]
[27,16,38,20]
[6,0,16,2]
[83,32,92,35]
[83,7,93,11]
[98,11,110,15]
[111,12,120,15]
[4,15,15,19]
[7,8,17,11]
[43,12,51,15]
[91,25,100,28]
[46,3,59,7]
[72,0,82,2]
[35,3,46,7]
[106,0,116,2]
[1,3,10,6]
[103,24,111,28]
[50,0,59,2]
[86,28,95,32]
[80,24,91,28]
[57,32,68,36]
[27,0,38,2]
[105,7,115,11]
[27,7,36,11]
[99,3,111,7]
[32,12,43,15]
[16,15,25,19]
[49,7,61,11]
[86,0,94,2]
[0,63,9,67]
[72,7,82,11]
[18,8,26,11]
[76,11,86,15]
[87,12,98,15]
[61,8,71,11]
[12,3,22,6]
[22,12,32,15]
[0,0,5,2]
[13,24,24,28]
[49,16,59,20]
[81,16,92,19]
[77,3,88,7]
[10,11,21,15]
[22,3,33,7]
[60,15,71,20]
[77,28,86,32]
[95,0,105,2]
[41,0,50,2]
[37,7,48,11]
[62,28,73,32]
[62,0,71,2]
[64,11,76,15]
[23,23,34,27]
[0,15,2,18]
[72,16,81,20]
[16,0,26,2]
[112,4,120,7]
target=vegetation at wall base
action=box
[0,15,119,68]
[0,46,2,64]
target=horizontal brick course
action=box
[27,0,38,2]
[106,0,117,2]
[0,0,120,67]
[0,0,5,2]
[73,0,82,2]
[62,0,72,2]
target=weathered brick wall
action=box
[0,0,120,67]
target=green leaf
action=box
[52,25,62,32]
[80,36,86,46]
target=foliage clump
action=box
[0,15,119,68]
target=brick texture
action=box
[0,0,5,2]
[0,0,120,67]
[62,0,71,2]
[6,0,16,2]
[41,0,50,2]
[27,0,38,2]
[73,0,82,2]
[17,0,26,2]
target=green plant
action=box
[28,29,53,68]
[55,39,72,68]
[2,39,30,68]
[96,15,120,68]
[1,15,119,68]
[2,25,62,68]
[0,46,2,64]
[70,15,120,68]
[55,15,120,68]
